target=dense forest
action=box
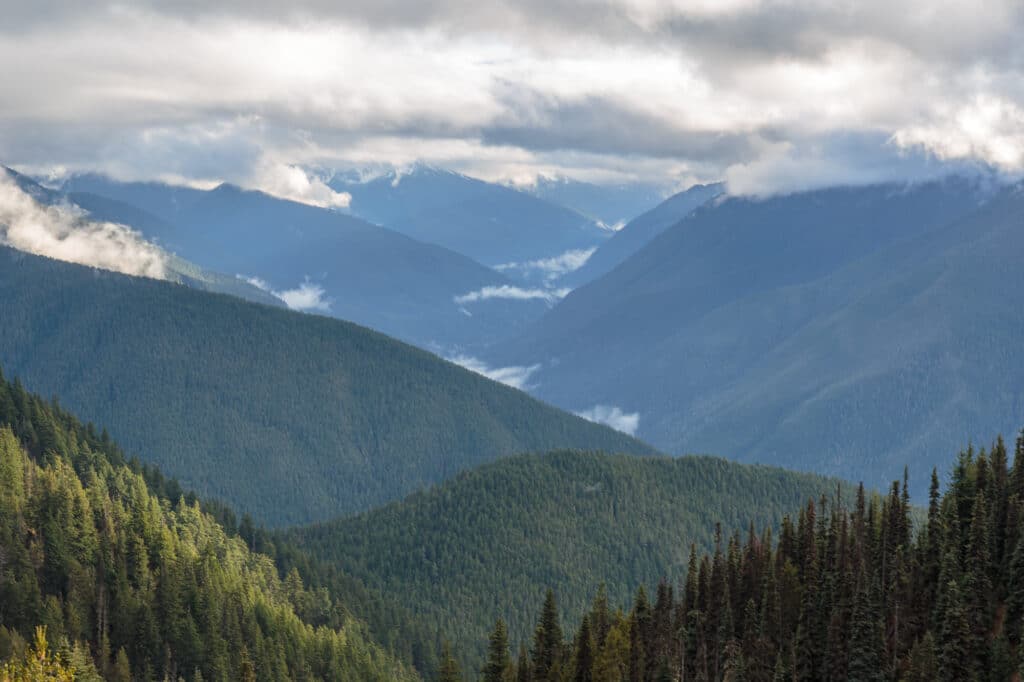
[472,434,1024,681]
[0,246,655,525]
[0,366,418,681]
[286,452,843,670]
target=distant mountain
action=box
[286,450,842,668]
[563,182,724,287]
[62,173,548,351]
[490,177,1021,494]
[521,176,666,229]
[330,164,609,268]
[0,248,656,525]
[1,167,280,306]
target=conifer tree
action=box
[484,619,512,682]
[439,641,463,682]
[572,615,594,682]
[532,590,563,682]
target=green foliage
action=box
[483,620,512,682]
[0,247,655,525]
[286,450,842,669]
[496,433,1024,681]
[0,371,418,681]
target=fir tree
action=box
[484,619,512,682]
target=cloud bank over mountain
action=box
[0,1,1021,196]
[0,172,167,278]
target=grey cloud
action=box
[1,1,1022,196]
[483,88,759,163]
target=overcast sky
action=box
[2,0,1022,200]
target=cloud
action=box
[453,284,571,306]
[0,2,1022,193]
[0,172,167,278]
[448,354,540,390]
[241,275,331,312]
[495,247,596,282]
[250,162,351,208]
[575,404,640,436]
[892,95,1024,171]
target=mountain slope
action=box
[61,173,548,351]
[563,182,724,287]
[491,177,1013,493]
[331,165,608,267]
[287,450,842,667]
[0,248,656,525]
[0,167,281,307]
[0,368,418,682]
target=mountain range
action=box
[329,164,610,269]
[60,172,554,353]
[491,176,1023,495]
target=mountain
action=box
[563,182,724,287]
[329,164,609,268]
[489,433,1023,682]
[60,173,550,352]
[0,248,656,525]
[490,177,1020,495]
[0,368,418,681]
[521,176,666,229]
[0,167,281,307]
[286,450,842,667]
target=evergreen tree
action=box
[484,619,512,682]
[532,590,564,681]
[573,615,594,682]
[439,641,464,682]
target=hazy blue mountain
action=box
[2,168,281,306]
[0,248,657,524]
[521,175,666,228]
[563,182,724,287]
[491,177,1019,494]
[62,173,549,351]
[330,164,609,268]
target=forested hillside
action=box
[0,247,655,525]
[477,433,1024,682]
[286,452,842,669]
[0,367,418,681]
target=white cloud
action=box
[0,172,167,278]
[892,96,1024,171]
[575,404,640,436]
[495,247,596,282]
[241,275,331,312]
[448,354,541,390]
[0,2,1022,193]
[250,162,351,208]
[454,284,571,305]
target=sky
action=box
[1,0,1023,201]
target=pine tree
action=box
[516,644,533,682]
[846,578,884,682]
[532,590,564,681]
[484,619,512,682]
[937,580,971,682]
[439,641,464,682]
[111,647,132,682]
[904,633,938,682]
[573,615,594,682]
